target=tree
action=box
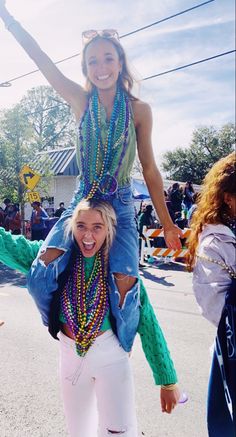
[0,85,77,205]
[19,85,77,151]
[162,123,235,184]
[0,105,33,202]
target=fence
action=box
[140,227,191,264]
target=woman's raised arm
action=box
[0,0,87,120]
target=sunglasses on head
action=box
[82,29,119,46]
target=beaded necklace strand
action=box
[61,250,109,356]
[78,86,131,200]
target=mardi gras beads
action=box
[61,250,109,356]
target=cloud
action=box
[0,0,234,161]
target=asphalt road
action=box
[0,261,215,437]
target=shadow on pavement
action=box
[0,264,27,287]
[139,269,175,286]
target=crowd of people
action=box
[0,0,235,435]
[0,199,68,241]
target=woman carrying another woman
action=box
[0,1,182,322]
[187,152,236,436]
[0,199,180,436]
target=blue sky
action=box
[0,0,235,165]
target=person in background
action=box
[138,204,154,238]
[169,183,183,215]
[183,181,195,210]
[187,192,199,227]
[164,190,175,222]
[0,207,5,228]
[4,203,21,234]
[2,198,11,220]
[137,200,147,217]
[187,152,236,436]
[54,202,66,218]
[31,201,49,241]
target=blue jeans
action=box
[27,184,140,351]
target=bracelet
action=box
[161,383,178,391]
[5,16,18,31]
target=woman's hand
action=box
[160,386,180,414]
[164,225,183,250]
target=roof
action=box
[32,147,79,176]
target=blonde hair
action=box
[65,199,117,261]
[187,152,236,271]
[81,36,138,100]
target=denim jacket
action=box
[27,246,140,352]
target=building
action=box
[24,147,79,219]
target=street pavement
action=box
[0,261,215,437]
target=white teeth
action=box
[98,75,109,80]
[83,241,95,250]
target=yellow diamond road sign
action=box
[19,165,41,190]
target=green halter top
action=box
[77,98,137,187]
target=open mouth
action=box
[82,241,96,251]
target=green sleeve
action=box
[138,279,178,385]
[0,227,42,275]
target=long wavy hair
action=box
[65,199,117,264]
[81,35,138,100]
[187,152,236,271]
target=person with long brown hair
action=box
[0,0,182,325]
[187,152,236,436]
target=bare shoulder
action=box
[131,99,152,126]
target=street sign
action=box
[19,165,41,190]
[27,192,41,203]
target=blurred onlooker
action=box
[0,207,5,228]
[4,203,21,234]
[3,198,11,216]
[137,201,147,218]
[164,190,175,222]
[187,192,199,227]
[138,204,155,236]
[54,202,66,218]
[31,201,49,241]
[169,183,183,214]
[183,181,195,210]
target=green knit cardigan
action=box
[0,227,177,385]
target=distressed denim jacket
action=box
[27,247,140,352]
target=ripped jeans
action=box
[59,330,138,437]
[27,184,140,352]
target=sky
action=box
[0,0,235,167]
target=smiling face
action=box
[84,38,122,91]
[73,209,108,257]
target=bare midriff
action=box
[60,323,107,340]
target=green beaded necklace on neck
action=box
[78,86,131,200]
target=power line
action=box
[23,48,235,118]
[0,0,215,87]
[121,0,215,38]
[142,49,236,81]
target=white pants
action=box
[59,330,138,437]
